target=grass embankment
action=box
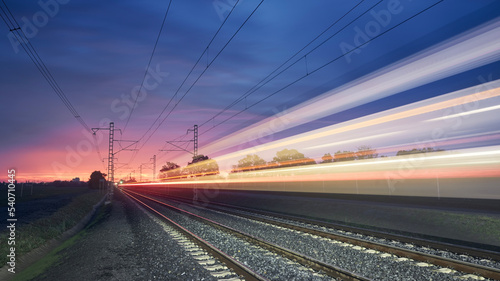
[0,190,104,266]
[11,203,112,281]
[0,185,89,206]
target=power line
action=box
[200,0,444,136]
[152,0,265,135]
[157,0,374,149]
[122,0,173,134]
[126,0,261,165]
[159,0,377,144]
[1,1,107,170]
[149,0,382,165]
[201,0,368,129]
[0,1,91,132]
[147,0,377,161]
[134,0,246,151]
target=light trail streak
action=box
[124,19,500,200]
[152,82,500,182]
[210,82,500,168]
[427,104,500,121]
[122,145,500,200]
[200,18,500,157]
[305,131,402,150]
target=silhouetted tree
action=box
[355,145,378,160]
[161,162,180,171]
[188,155,209,164]
[184,155,219,176]
[321,153,334,163]
[125,177,137,183]
[396,147,443,156]
[88,171,106,189]
[273,149,304,162]
[159,162,181,179]
[271,149,316,167]
[333,150,356,162]
[233,154,267,172]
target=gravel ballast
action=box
[212,202,500,270]
[143,197,338,281]
[159,197,497,281]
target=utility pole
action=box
[92,122,137,199]
[162,124,198,157]
[151,155,156,181]
[108,122,115,184]
[139,165,142,182]
[187,124,198,157]
[139,162,152,182]
[92,122,118,188]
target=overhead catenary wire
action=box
[146,0,392,163]
[134,0,247,149]
[160,0,378,144]
[127,0,443,173]
[123,0,242,165]
[154,0,265,128]
[160,0,375,147]
[0,1,91,132]
[126,0,263,165]
[200,0,368,129]
[122,0,173,135]
[147,0,390,166]
[156,133,190,162]
[198,0,445,138]
[0,1,106,169]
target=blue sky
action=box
[0,0,499,181]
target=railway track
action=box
[164,193,500,279]
[123,188,500,280]
[124,190,266,281]
[123,189,367,281]
[189,196,500,261]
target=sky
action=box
[0,0,499,182]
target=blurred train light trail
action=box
[427,104,500,121]
[123,145,500,199]
[148,81,500,185]
[306,131,401,150]
[202,18,500,156]
[209,80,500,170]
[351,132,500,161]
[122,15,500,201]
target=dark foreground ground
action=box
[23,190,217,281]
[0,185,90,229]
[11,187,500,280]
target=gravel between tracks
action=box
[207,203,500,270]
[163,198,497,281]
[217,204,500,270]
[147,199,338,281]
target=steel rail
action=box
[143,192,500,280]
[135,190,500,260]
[122,190,269,281]
[126,189,372,281]
[200,202,500,280]
[188,197,500,260]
